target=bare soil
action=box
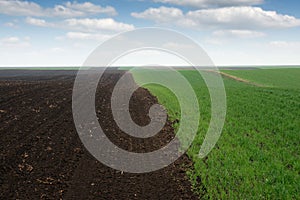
[0,69,198,199]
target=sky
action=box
[0,0,300,66]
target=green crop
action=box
[221,68,300,89]
[132,68,300,199]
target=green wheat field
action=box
[132,68,300,199]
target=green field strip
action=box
[131,68,300,199]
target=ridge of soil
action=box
[0,69,199,199]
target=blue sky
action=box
[0,0,300,66]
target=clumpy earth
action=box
[0,69,198,199]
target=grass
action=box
[221,68,300,89]
[132,68,300,199]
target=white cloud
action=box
[132,6,300,29]
[64,2,117,16]
[66,32,112,41]
[162,42,195,50]
[64,18,135,32]
[4,22,16,27]
[186,7,300,29]
[0,0,42,16]
[25,17,135,32]
[25,17,53,27]
[153,0,264,8]
[213,30,266,38]
[131,7,183,23]
[0,0,117,17]
[0,36,30,47]
[112,50,190,66]
[1,37,20,43]
[269,41,300,48]
[50,47,66,53]
[24,36,31,41]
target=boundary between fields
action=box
[208,70,266,87]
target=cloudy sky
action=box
[0,0,300,66]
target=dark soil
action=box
[0,69,198,199]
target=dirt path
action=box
[208,70,265,87]
[0,69,198,199]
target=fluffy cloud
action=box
[63,2,117,16]
[25,17,135,32]
[0,0,117,17]
[0,0,42,16]
[269,41,300,48]
[153,0,264,8]
[213,30,266,38]
[4,22,16,28]
[0,36,30,47]
[1,37,20,43]
[132,6,300,29]
[66,32,111,41]
[131,7,183,23]
[64,18,135,32]
[186,7,300,29]
[25,17,53,27]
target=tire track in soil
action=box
[0,69,199,200]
